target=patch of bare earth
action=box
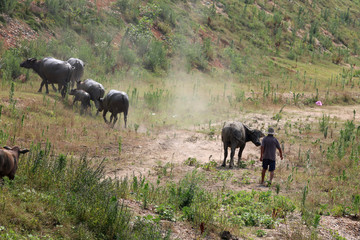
[105,104,360,239]
[0,14,38,48]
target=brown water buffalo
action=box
[221,122,264,168]
[20,57,74,98]
[0,146,29,181]
[98,90,129,128]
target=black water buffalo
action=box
[98,90,129,128]
[20,57,74,98]
[221,122,264,168]
[0,146,29,181]
[67,58,85,89]
[69,89,91,115]
[77,79,105,114]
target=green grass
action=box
[0,0,360,238]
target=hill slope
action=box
[1,0,360,239]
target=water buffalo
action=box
[98,90,129,128]
[20,57,74,98]
[69,89,91,115]
[221,122,264,168]
[67,58,85,89]
[77,79,105,114]
[0,146,29,181]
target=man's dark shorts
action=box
[262,159,276,171]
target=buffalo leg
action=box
[95,100,100,116]
[112,113,118,127]
[229,146,236,168]
[44,81,50,94]
[38,81,43,92]
[103,110,108,123]
[51,83,57,92]
[38,80,49,93]
[61,84,68,98]
[109,113,114,124]
[222,144,228,167]
[237,145,245,167]
[124,112,127,128]
[88,104,92,116]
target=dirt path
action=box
[105,104,360,239]
[107,103,360,181]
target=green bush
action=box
[155,204,176,221]
[1,48,22,81]
[185,43,208,72]
[224,47,244,74]
[132,216,171,240]
[0,0,18,15]
[119,44,137,70]
[143,41,168,73]
[15,143,169,239]
[143,87,172,111]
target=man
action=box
[260,127,283,186]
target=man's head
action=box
[267,127,275,136]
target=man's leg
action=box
[268,160,276,185]
[261,169,267,184]
[269,171,274,183]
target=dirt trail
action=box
[105,104,360,239]
[107,104,360,182]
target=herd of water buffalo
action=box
[19,57,129,127]
[1,57,266,183]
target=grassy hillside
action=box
[0,0,360,239]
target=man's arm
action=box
[277,146,283,160]
[260,146,264,161]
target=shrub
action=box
[224,47,245,74]
[143,87,172,111]
[256,229,267,237]
[155,204,176,221]
[143,41,168,73]
[185,43,208,72]
[0,0,18,15]
[1,48,22,81]
[15,143,170,239]
[132,216,171,240]
[202,37,213,60]
[119,45,137,70]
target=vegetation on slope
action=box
[0,0,360,239]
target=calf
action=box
[69,89,91,115]
[77,79,105,115]
[0,146,29,181]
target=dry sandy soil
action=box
[104,104,360,240]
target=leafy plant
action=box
[155,204,176,221]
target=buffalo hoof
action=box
[221,163,226,167]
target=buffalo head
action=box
[3,146,30,155]
[97,98,104,112]
[20,58,37,68]
[248,129,265,147]
[69,89,77,96]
